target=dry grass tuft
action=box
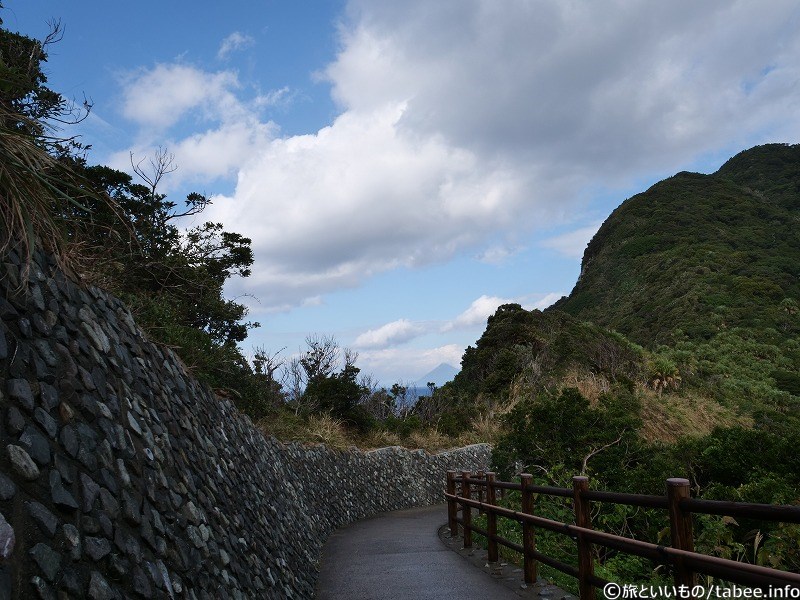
[257,408,502,454]
[407,428,452,452]
[1,111,79,269]
[467,412,504,444]
[304,414,351,449]
[360,429,402,450]
[638,386,751,444]
[561,370,612,404]
[257,411,351,449]
[0,106,120,283]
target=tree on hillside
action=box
[492,387,642,482]
[0,15,261,408]
[280,336,377,431]
[0,17,91,147]
[73,161,257,343]
[300,334,340,382]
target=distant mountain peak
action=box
[415,363,459,388]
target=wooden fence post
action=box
[573,476,596,600]
[477,470,485,515]
[447,471,458,536]
[667,478,696,587]
[521,473,537,584]
[487,472,498,563]
[461,470,472,547]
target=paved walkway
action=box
[315,504,565,600]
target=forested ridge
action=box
[433,143,800,589]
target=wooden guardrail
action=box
[445,471,800,599]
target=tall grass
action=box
[0,105,113,279]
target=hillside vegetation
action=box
[552,144,800,412]
[432,144,800,589]
[438,145,799,429]
[556,157,799,347]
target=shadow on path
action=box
[315,504,574,600]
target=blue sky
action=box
[6,1,800,385]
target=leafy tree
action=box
[296,338,374,431]
[647,355,681,394]
[389,383,409,409]
[492,387,642,481]
[71,160,258,393]
[305,363,369,429]
[0,16,90,147]
[0,16,260,410]
[300,334,340,382]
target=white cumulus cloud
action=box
[358,344,465,384]
[118,0,800,310]
[354,319,425,349]
[120,64,242,130]
[442,295,513,332]
[218,32,255,60]
[115,63,279,191]
[531,292,563,311]
[204,103,529,307]
[441,292,565,333]
[540,222,604,260]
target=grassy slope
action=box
[551,144,800,410]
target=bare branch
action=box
[252,346,285,379]
[130,146,177,198]
[42,19,65,48]
[580,431,626,475]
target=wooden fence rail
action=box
[445,471,800,600]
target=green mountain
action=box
[449,144,800,585]
[552,143,800,349]
[549,143,800,407]
[443,144,799,437]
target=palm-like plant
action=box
[648,355,681,395]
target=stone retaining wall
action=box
[0,250,490,599]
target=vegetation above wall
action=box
[0,17,496,450]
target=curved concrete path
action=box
[315,504,528,599]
